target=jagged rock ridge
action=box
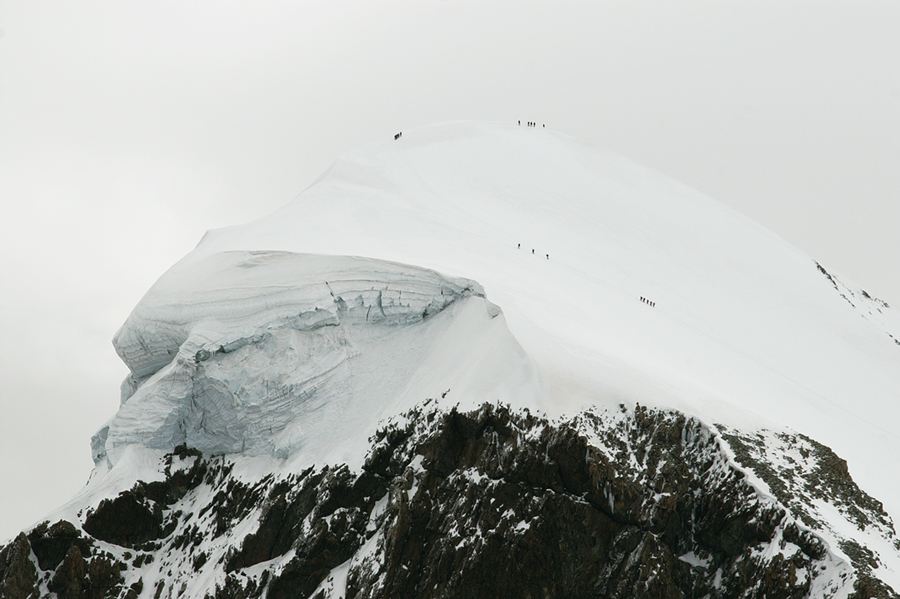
[3,403,896,599]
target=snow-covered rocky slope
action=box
[2,122,899,599]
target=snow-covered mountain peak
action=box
[6,121,900,599]
[119,121,899,503]
[101,122,900,505]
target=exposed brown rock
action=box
[28,520,91,572]
[2,403,896,599]
[82,490,163,548]
[49,545,86,599]
[0,533,39,599]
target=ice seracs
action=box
[99,251,536,467]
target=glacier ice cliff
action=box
[96,251,516,466]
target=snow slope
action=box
[102,120,900,524]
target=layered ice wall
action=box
[95,251,533,466]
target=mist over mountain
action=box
[3,122,899,599]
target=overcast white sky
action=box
[1,1,898,542]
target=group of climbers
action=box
[518,243,549,259]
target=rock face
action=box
[4,403,897,598]
[0,527,125,599]
[0,534,39,599]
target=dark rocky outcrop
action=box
[82,491,164,549]
[0,533,39,599]
[1,403,897,598]
[720,427,894,535]
[48,545,86,599]
[27,520,89,572]
[1,524,126,599]
[204,404,896,599]
[81,444,207,550]
[334,404,805,599]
